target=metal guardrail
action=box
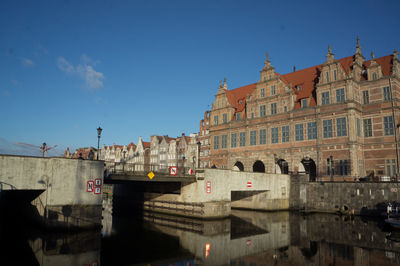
[0,181,17,191]
[106,162,197,177]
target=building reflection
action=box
[132,209,400,266]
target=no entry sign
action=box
[169,166,177,176]
[247,182,252,188]
[206,181,211,194]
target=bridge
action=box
[106,163,291,218]
[0,154,104,229]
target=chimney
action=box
[293,65,296,72]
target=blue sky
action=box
[1,0,400,156]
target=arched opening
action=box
[301,157,317,181]
[277,159,289,174]
[253,160,265,173]
[233,161,244,171]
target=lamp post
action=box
[197,141,201,168]
[330,155,334,182]
[273,153,277,174]
[97,127,102,160]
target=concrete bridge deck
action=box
[113,168,291,218]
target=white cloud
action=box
[57,57,75,73]
[21,57,34,67]
[57,54,104,90]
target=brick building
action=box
[202,39,400,180]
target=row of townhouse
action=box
[198,38,400,181]
[100,133,199,172]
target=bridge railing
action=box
[106,162,196,176]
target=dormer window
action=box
[297,86,302,91]
[239,100,242,105]
[237,113,241,120]
[372,72,377,80]
[302,99,307,108]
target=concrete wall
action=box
[0,155,104,228]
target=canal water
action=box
[2,194,400,265]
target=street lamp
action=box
[97,127,102,160]
[197,141,201,168]
[273,154,277,174]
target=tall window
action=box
[356,118,361,137]
[260,88,265,98]
[326,71,330,82]
[231,133,237,148]
[336,88,345,103]
[384,116,394,135]
[284,106,287,112]
[372,72,377,80]
[363,118,372,137]
[221,135,227,149]
[214,115,218,125]
[334,70,337,81]
[259,129,266,144]
[250,131,257,145]
[271,103,277,115]
[222,113,227,123]
[271,128,278,144]
[336,117,347,137]
[307,122,317,140]
[282,125,289,142]
[383,86,391,101]
[237,113,241,120]
[239,132,246,147]
[295,124,304,141]
[302,99,307,108]
[260,105,266,117]
[271,85,276,95]
[339,160,349,176]
[322,92,330,105]
[323,120,333,138]
[213,136,219,149]
[386,159,396,177]
[363,91,369,104]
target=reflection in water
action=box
[3,196,400,265]
[101,194,400,265]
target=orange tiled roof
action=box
[364,55,393,76]
[225,53,394,111]
[128,142,136,151]
[226,83,257,113]
[143,142,151,149]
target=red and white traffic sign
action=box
[188,168,194,175]
[87,181,94,192]
[247,182,252,188]
[169,166,177,176]
[206,181,211,194]
[95,178,102,187]
[94,187,101,194]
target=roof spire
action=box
[371,51,375,60]
[356,36,362,54]
[326,45,334,61]
[293,65,296,72]
[262,51,272,70]
[223,77,227,90]
[394,49,399,60]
